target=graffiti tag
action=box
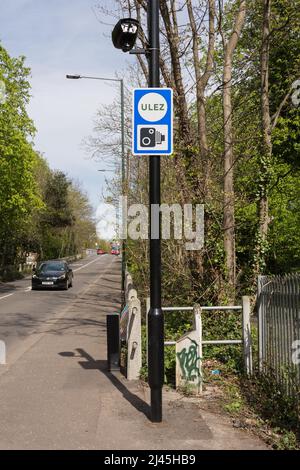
[176,339,201,381]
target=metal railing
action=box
[146,297,253,376]
[258,274,300,397]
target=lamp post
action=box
[66,74,126,294]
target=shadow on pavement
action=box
[0,283,19,294]
[0,314,107,337]
[59,348,150,420]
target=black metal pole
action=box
[120,79,126,296]
[107,314,120,372]
[147,0,164,423]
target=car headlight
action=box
[59,274,66,280]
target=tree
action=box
[93,0,299,305]
[0,43,96,273]
[187,0,216,196]
[256,0,272,274]
[0,44,41,270]
[36,169,96,260]
[219,0,247,299]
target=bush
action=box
[0,266,24,282]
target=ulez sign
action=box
[132,88,173,155]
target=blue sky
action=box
[0,0,129,210]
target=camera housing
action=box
[112,18,140,53]
[140,127,166,148]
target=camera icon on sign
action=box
[140,127,166,148]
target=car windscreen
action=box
[38,262,66,272]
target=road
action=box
[0,254,267,450]
[0,254,120,367]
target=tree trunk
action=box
[223,54,237,296]
[185,0,215,281]
[256,0,272,272]
[187,0,215,199]
[222,0,246,300]
[160,0,191,146]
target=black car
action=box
[32,260,73,290]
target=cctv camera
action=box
[112,18,139,53]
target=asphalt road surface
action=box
[0,254,119,365]
[0,254,268,450]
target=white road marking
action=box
[0,293,14,301]
[0,257,102,301]
[73,257,103,273]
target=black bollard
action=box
[107,314,120,372]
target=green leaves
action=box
[0,45,41,267]
[273,110,300,168]
[0,44,96,271]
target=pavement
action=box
[0,255,268,450]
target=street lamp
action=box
[66,73,126,293]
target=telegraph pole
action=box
[147,0,164,423]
